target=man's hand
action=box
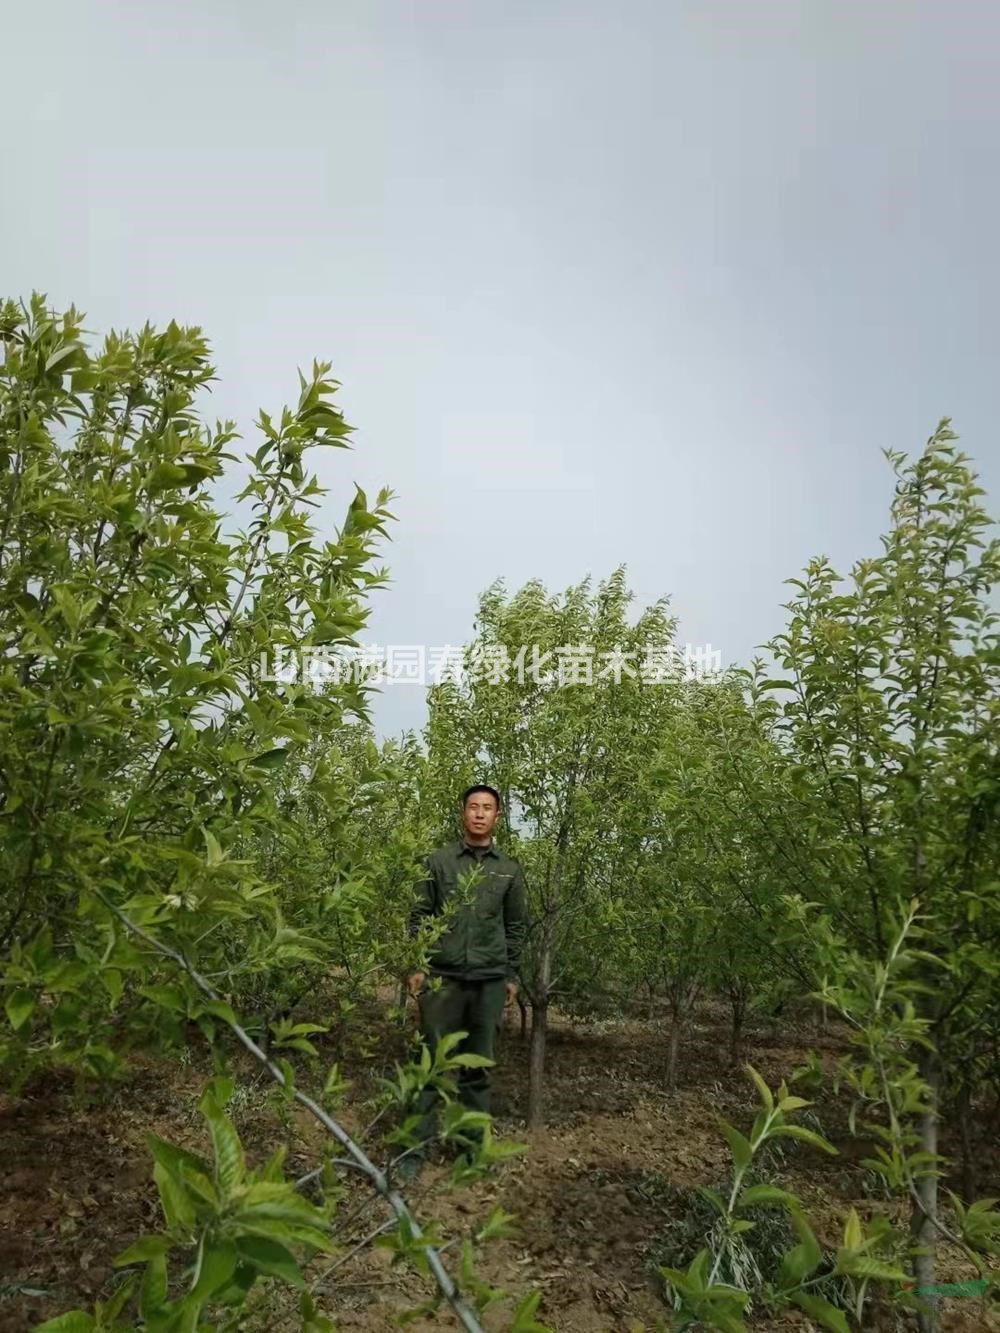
[505,980,518,1009]
[407,971,426,998]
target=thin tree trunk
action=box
[527,930,552,1129]
[666,1017,682,1090]
[912,1053,940,1333]
[517,992,528,1042]
[528,1003,548,1128]
[958,1077,976,1203]
[729,995,745,1066]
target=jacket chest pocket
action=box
[478,871,511,910]
[442,863,510,912]
[439,866,491,908]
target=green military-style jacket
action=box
[409,840,528,981]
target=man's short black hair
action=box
[462,783,501,809]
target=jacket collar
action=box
[458,838,499,858]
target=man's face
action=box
[463,791,500,841]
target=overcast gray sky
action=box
[6,0,999,737]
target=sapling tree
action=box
[810,901,1000,1320]
[0,294,400,1082]
[242,719,433,1036]
[425,568,679,1125]
[625,677,780,1084]
[724,424,1000,1327]
[660,1062,912,1333]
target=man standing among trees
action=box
[404,785,528,1173]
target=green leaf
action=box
[114,1235,173,1266]
[236,1236,305,1288]
[658,1263,693,1296]
[193,1240,238,1298]
[180,462,215,486]
[280,1036,319,1054]
[836,1254,910,1281]
[210,1117,245,1193]
[212,1261,257,1307]
[205,1074,235,1107]
[719,1120,753,1172]
[510,1287,551,1333]
[32,1315,96,1333]
[697,1303,750,1333]
[152,1161,196,1231]
[202,827,224,866]
[101,969,123,1006]
[173,1292,204,1333]
[45,344,81,374]
[96,1275,137,1323]
[738,1184,796,1209]
[198,1090,245,1194]
[248,747,289,769]
[699,1186,728,1217]
[139,985,188,1015]
[140,1253,168,1319]
[769,1124,838,1155]
[476,1205,519,1242]
[180,1164,220,1207]
[789,1292,850,1333]
[842,1206,862,1251]
[778,1094,812,1112]
[778,1212,822,1288]
[5,989,36,1030]
[688,1248,711,1289]
[146,461,190,494]
[148,1134,212,1180]
[745,1063,774,1112]
[201,1000,238,1026]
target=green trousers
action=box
[414,976,507,1145]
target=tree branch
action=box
[92,888,485,1333]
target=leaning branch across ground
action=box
[93,888,485,1333]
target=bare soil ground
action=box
[2,1001,997,1332]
